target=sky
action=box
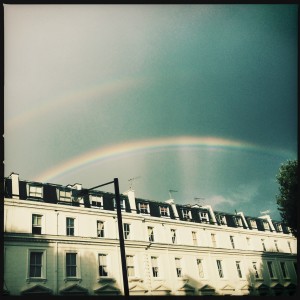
[4,4,298,221]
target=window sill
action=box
[26,278,47,283]
[97,277,116,283]
[64,277,82,283]
[128,277,143,283]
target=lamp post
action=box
[79,178,129,296]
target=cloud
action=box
[230,183,259,203]
[205,195,235,209]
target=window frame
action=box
[148,226,154,242]
[199,211,209,222]
[182,209,192,220]
[197,258,205,278]
[66,217,75,236]
[211,233,217,247]
[98,253,109,277]
[230,235,235,249]
[97,220,105,238]
[139,202,150,214]
[171,228,177,244]
[151,256,159,278]
[32,214,43,235]
[90,194,104,209]
[28,184,43,198]
[126,255,136,278]
[123,223,131,240]
[113,197,125,211]
[175,257,182,278]
[252,261,260,279]
[192,231,198,246]
[280,261,289,279]
[27,249,46,282]
[216,260,224,278]
[235,261,243,278]
[58,188,72,202]
[160,206,170,218]
[267,261,276,279]
[64,251,81,281]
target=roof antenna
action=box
[128,176,141,190]
[168,189,178,199]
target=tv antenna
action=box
[128,176,141,190]
[168,190,178,199]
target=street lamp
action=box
[78,178,129,296]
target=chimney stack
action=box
[10,173,19,199]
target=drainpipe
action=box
[55,211,59,295]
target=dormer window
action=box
[216,214,227,225]
[113,198,125,211]
[58,188,72,202]
[235,216,243,227]
[263,221,270,231]
[160,206,170,217]
[182,209,192,220]
[90,194,103,209]
[275,223,282,232]
[200,211,209,222]
[139,202,149,214]
[28,184,43,198]
[249,219,257,229]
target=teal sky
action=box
[4,4,298,220]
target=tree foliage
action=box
[276,159,298,237]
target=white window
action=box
[233,216,243,227]
[192,231,198,246]
[274,240,279,252]
[160,206,169,217]
[28,251,45,279]
[197,259,204,278]
[216,260,224,278]
[275,223,282,232]
[151,256,159,277]
[126,255,135,277]
[217,214,227,225]
[66,218,75,236]
[148,226,154,242]
[175,258,182,277]
[263,221,270,231]
[211,233,217,247]
[59,189,72,202]
[252,262,260,278]
[261,239,266,251]
[246,237,251,248]
[97,221,104,238]
[288,241,292,253]
[171,229,177,244]
[182,209,192,220]
[32,214,42,234]
[98,254,108,277]
[267,261,276,279]
[66,252,77,277]
[280,262,288,279]
[113,198,125,211]
[230,236,235,249]
[200,212,209,222]
[90,195,103,209]
[139,203,149,214]
[250,219,257,229]
[123,223,130,240]
[28,185,43,198]
[236,261,243,278]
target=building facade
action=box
[3,173,297,296]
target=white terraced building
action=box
[3,173,297,296]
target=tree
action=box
[276,159,298,237]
